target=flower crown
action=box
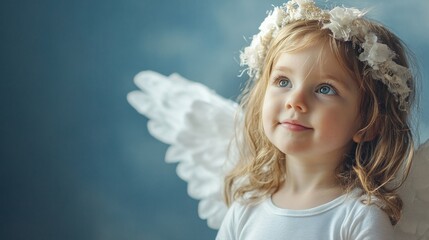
[240,0,412,110]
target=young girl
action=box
[129,0,429,239]
[217,0,416,239]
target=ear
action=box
[353,122,380,143]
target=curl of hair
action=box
[225,19,416,225]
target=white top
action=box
[216,190,394,240]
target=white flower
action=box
[259,7,284,32]
[295,0,312,5]
[359,33,395,70]
[330,7,362,24]
[285,0,320,23]
[324,7,363,40]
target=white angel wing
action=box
[127,70,238,229]
[396,139,429,240]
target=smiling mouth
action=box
[280,121,312,131]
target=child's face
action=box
[262,44,361,163]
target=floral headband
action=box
[240,0,412,110]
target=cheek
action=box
[261,96,275,135]
[261,91,280,116]
[318,108,360,140]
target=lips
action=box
[280,120,312,131]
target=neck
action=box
[283,155,340,194]
[271,154,344,209]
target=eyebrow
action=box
[272,66,293,73]
[272,67,347,84]
[321,73,354,91]
[322,74,344,83]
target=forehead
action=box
[271,43,355,84]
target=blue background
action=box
[1,0,428,239]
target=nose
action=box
[285,88,308,112]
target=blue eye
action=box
[317,85,336,95]
[277,78,291,88]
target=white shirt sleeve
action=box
[216,202,238,240]
[347,204,394,240]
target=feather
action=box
[127,71,237,229]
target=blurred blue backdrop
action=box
[1,0,428,239]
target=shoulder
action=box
[221,199,262,226]
[341,190,394,239]
[216,199,266,240]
